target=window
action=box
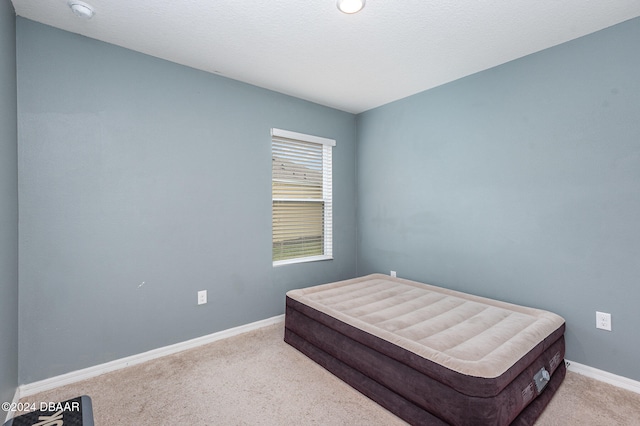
[272,128,335,265]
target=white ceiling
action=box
[11,0,640,114]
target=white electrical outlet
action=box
[596,311,611,331]
[390,271,397,277]
[197,290,207,305]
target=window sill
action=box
[273,255,333,267]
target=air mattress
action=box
[284,274,566,425]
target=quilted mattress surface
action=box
[286,274,565,380]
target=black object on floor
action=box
[3,395,93,426]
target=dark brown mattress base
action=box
[285,301,566,426]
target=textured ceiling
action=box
[11,0,640,113]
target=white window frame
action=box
[272,128,335,267]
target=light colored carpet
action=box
[17,323,640,425]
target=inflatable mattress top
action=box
[286,274,565,379]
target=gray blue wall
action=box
[16,18,357,383]
[0,0,19,409]
[357,18,640,381]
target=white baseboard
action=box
[16,321,640,402]
[3,387,21,423]
[566,359,640,394]
[19,314,284,398]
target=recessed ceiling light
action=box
[68,1,95,19]
[337,0,365,14]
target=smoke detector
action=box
[68,1,95,19]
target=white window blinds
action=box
[272,128,335,265]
